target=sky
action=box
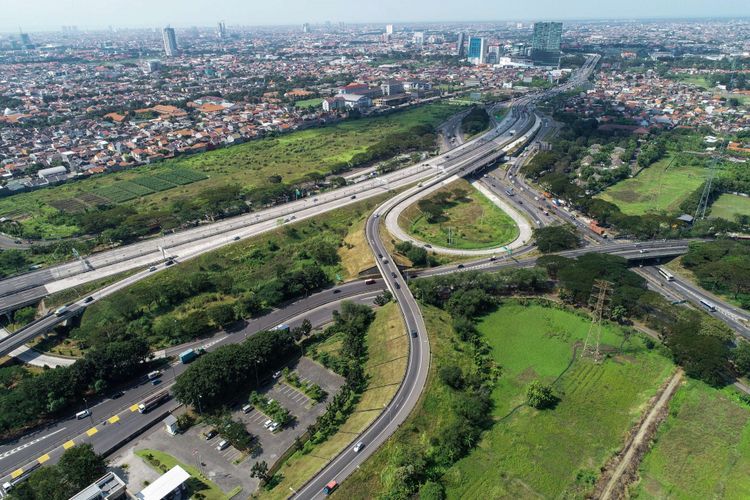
[1,0,748,32]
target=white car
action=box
[263,419,273,429]
[353,441,364,452]
[268,422,280,432]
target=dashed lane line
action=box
[0,427,67,462]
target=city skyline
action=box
[1,0,748,32]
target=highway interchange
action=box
[1,53,748,498]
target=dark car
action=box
[411,330,418,338]
[350,195,356,199]
[391,272,397,278]
[205,429,218,440]
[333,289,341,294]
[395,282,401,289]
[457,264,465,269]
[110,390,125,399]
[83,296,94,303]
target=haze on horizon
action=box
[1,0,748,33]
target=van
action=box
[76,410,90,420]
[147,370,161,380]
[216,440,229,451]
[242,404,253,414]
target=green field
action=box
[401,178,519,249]
[294,97,323,109]
[442,302,674,498]
[597,156,708,215]
[633,380,750,499]
[0,103,460,239]
[710,193,750,221]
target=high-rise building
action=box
[19,30,34,49]
[386,24,394,35]
[456,32,466,57]
[531,21,562,67]
[217,21,226,39]
[413,31,424,45]
[302,23,310,33]
[162,27,178,57]
[467,36,486,65]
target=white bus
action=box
[700,299,717,312]
[657,267,675,282]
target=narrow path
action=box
[599,369,683,500]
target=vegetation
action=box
[680,240,750,309]
[205,415,256,451]
[526,380,557,409]
[632,380,750,498]
[281,367,327,402]
[173,329,295,411]
[0,104,458,242]
[442,303,673,498]
[402,179,519,249]
[533,224,581,253]
[10,445,107,500]
[261,302,406,498]
[136,449,228,500]
[69,195,385,351]
[249,392,293,426]
[0,337,149,437]
[710,193,750,222]
[460,106,490,137]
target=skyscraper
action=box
[456,32,466,58]
[386,24,394,35]
[413,31,424,45]
[162,27,178,57]
[467,36,486,65]
[217,21,226,39]
[531,22,563,67]
[302,23,310,33]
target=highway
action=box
[0,279,384,485]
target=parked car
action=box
[216,440,229,451]
[75,410,90,420]
[263,419,273,429]
[242,404,253,414]
[205,429,218,440]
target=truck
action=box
[138,391,169,414]
[273,324,290,332]
[2,462,40,493]
[179,349,197,364]
[322,480,338,495]
[54,305,69,317]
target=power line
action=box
[581,279,613,363]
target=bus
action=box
[700,299,717,312]
[138,391,169,414]
[657,267,675,282]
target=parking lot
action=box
[111,357,344,498]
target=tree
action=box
[57,444,107,491]
[526,380,556,409]
[13,306,36,325]
[732,341,750,377]
[533,225,581,253]
[439,365,464,389]
[207,303,237,328]
[419,480,446,500]
[250,460,269,481]
[374,290,393,306]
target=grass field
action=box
[294,97,323,109]
[401,178,518,249]
[710,193,750,221]
[136,449,231,500]
[632,380,750,499]
[442,302,674,498]
[260,302,407,499]
[0,103,460,239]
[597,156,708,215]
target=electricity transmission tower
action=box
[694,140,725,221]
[581,279,613,363]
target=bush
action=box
[526,380,556,409]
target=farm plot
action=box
[132,175,177,192]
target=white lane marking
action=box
[0,428,67,461]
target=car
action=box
[411,330,418,338]
[333,289,341,294]
[272,371,281,379]
[350,195,356,199]
[263,419,273,429]
[151,379,161,386]
[365,279,376,285]
[268,422,280,432]
[457,264,465,269]
[242,404,253,414]
[110,390,125,399]
[353,441,365,452]
[75,410,91,419]
[424,244,432,248]
[382,258,388,264]
[83,296,94,303]
[313,198,318,202]
[394,282,401,289]
[639,249,649,254]
[149,266,157,272]
[489,256,497,262]
[165,259,174,266]
[216,440,230,451]
[377,253,383,258]
[205,429,218,440]
[390,271,397,278]
[233,236,240,241]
